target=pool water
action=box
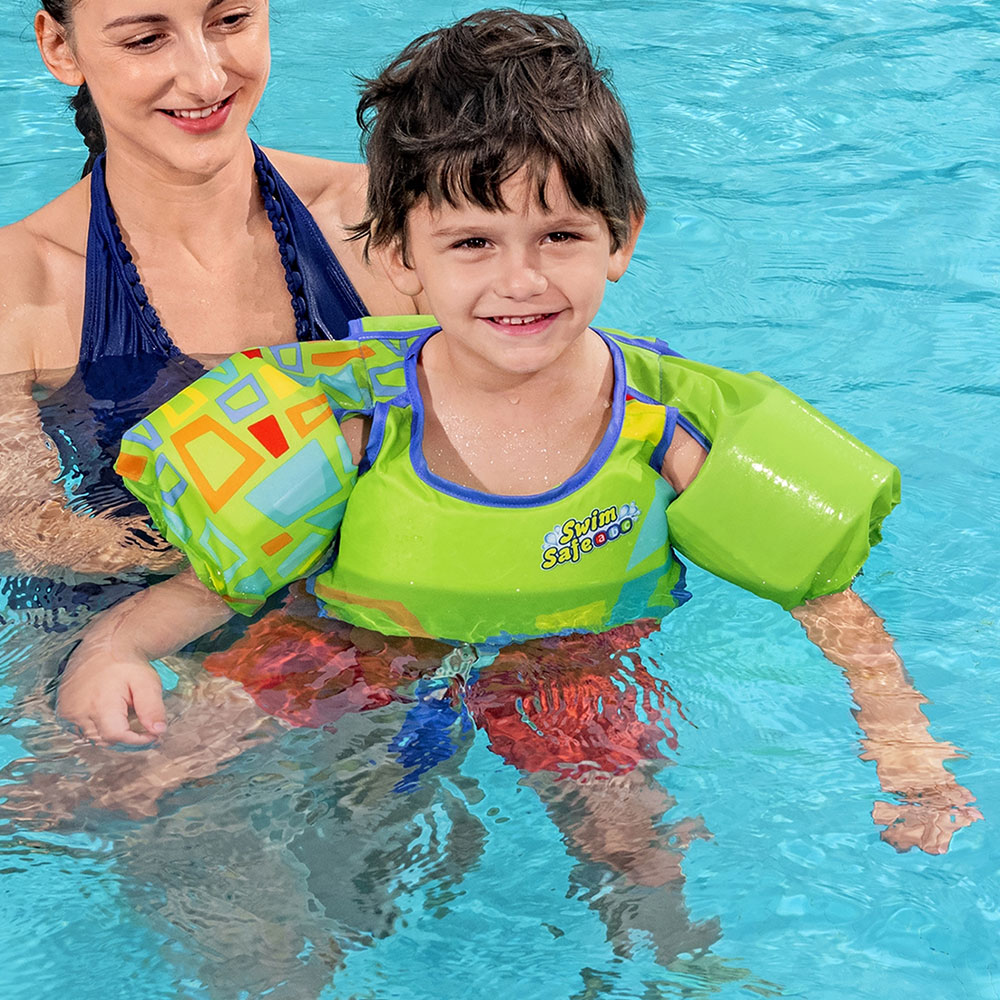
[1,2,998,998]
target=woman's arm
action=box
[57,565,234,745]
[792,588,982,854]
[0,212,181,576]
[0,371,182,577]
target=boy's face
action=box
[383,166,640,382]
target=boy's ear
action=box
[607,212,645,282]
[376,239,425,299]
[35,11,85,87]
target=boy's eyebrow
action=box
[428,215,604,238]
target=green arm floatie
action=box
[115,343,370,615]
[658,357,900,609]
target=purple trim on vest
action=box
[403,329,628,509]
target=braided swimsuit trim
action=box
[104,201,172,353]
[253,145,312,341]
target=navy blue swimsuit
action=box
[5,144,368,626]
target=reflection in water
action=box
[0,609,746,995]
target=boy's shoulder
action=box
[597,327,684,359]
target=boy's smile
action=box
[383,166,640,389]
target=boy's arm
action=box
[660,424,706,495]
[791,588,982,854]
[661,434,979,853]
[57,566,234,746]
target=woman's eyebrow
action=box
[104,0,229,31]
[103,13,169,30]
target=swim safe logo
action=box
[540,502,641,569]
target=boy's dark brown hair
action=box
[352,8,646,261]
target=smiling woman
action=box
[0,0,418,623]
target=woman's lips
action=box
[159,94,235,134]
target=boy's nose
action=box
[496,249,548,299]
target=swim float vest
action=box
[116,319,900,641]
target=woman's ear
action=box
[607,212,645,282]
[375,239,425,299]
[35,11,85,87]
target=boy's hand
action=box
[52,566,233,748]
[873,790,983,855]
[792,588,981,855]
[57,650,167,746]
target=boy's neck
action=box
[416,328,615,496]
[420,326,608,405]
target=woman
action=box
[0,0,418,594]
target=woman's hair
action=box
[40,0,106,177]
[353,8,646,261]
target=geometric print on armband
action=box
[286,394,333,437]
[196,520,248,585]
[268,343,306,374]
[217,373,271,423]
[171,414,265,513]
[244,439,348,526]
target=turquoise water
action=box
[1,2,998,998]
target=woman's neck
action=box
[97,137,301,355]
[101,139,260,252]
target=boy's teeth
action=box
[169,99,224,119]
[494,314,547,326]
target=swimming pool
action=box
[1,1,998,998]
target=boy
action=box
[59,9,977,857]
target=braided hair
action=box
[40,0,106,177]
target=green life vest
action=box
[116,320,900,639]
[312,327,688,644]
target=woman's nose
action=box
[173,35,227,102]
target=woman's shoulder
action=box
[260,147,367,227]
[260,147,416,315]
[0,181,89,374]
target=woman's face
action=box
[51,0,270,177]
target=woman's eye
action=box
[123,33,165,51]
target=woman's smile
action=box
[158,92,236,133]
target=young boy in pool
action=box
[57,8,978,856]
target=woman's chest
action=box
[133,239,299,356]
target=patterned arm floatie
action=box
[115,341,376,614]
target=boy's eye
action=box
[545,231,580,244]
[215,11,253,30]
[454,237,490,250]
